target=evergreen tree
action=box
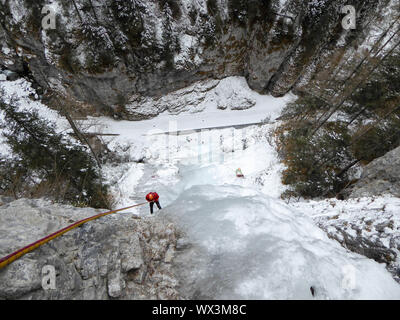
[161,2,178,69]
[0,95,110,208]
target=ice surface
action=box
[161,184,400,299]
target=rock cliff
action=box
[345,146,400,199]
[0,0,392,118]
[0,197,180,300]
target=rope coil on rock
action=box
[0,202,147,270]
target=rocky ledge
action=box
[344,146,400,199]
[299,197,400,283]
[0,197,180,300]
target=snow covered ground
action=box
[1,76,400,299]
[0,78,65,128]
[93,77,294,138]
[100,122,400,298]
[102,122,287,210]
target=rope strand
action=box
[0,202,147,270]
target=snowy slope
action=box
[165,185,400,299]
[0,79,64,126]
[105,124,400,299]
[101,122,400,298]
[92,77,400,299]
[292,196,400,282]
[97,77,292,209]
[0,79,69,158]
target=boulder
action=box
[345,146,400,199]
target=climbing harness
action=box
[0,202,147,270]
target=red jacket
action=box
[146,192,159,202]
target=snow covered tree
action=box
[161,2,179,69]
[277,46,400,199]
[228,0,248,27]
[159,0,182,19]
[110,0,144,47]
[0,94,110,208]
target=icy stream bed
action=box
[110,135,400,299]
[94,77,400,299]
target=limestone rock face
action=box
[0,197,180,300]
[345,146,400,199]
[124,76,257,119]
[0,0,389,118]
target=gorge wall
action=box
[0,0,393,119]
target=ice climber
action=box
[146,192,162,214]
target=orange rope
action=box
[0,202,147,270]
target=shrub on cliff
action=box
[277,120,353,198]
[277,47,400,199]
